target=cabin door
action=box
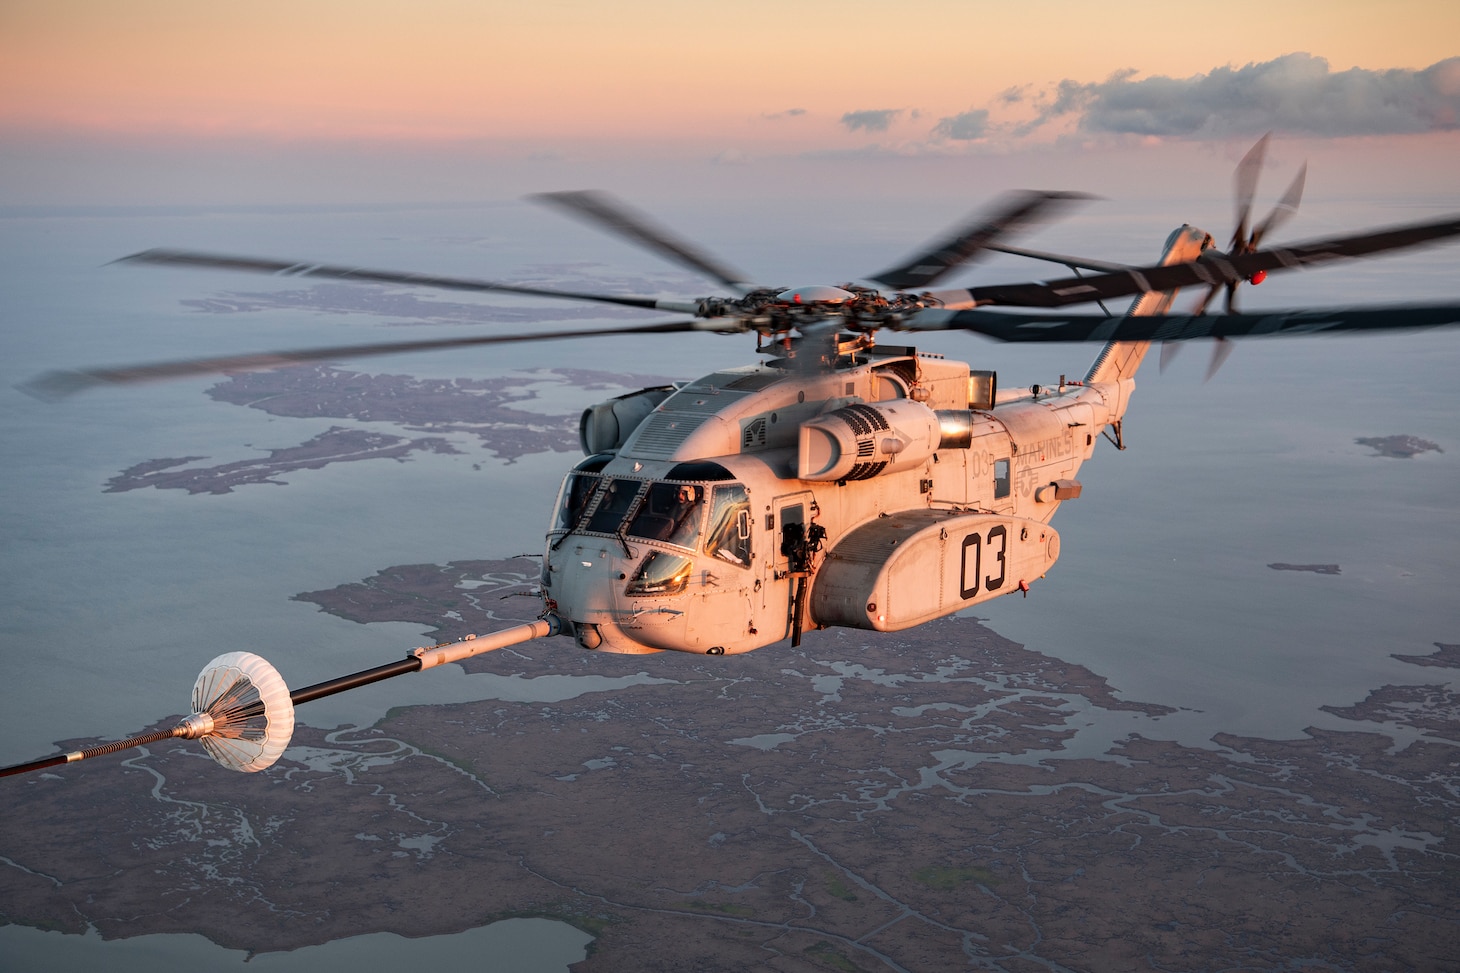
[765,490,816,641]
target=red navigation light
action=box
[1249,269,1267,285]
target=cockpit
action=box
[550,460,753,598]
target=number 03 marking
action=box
[959,525,1008,599]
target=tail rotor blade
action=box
[1158,341,1183,372]
[1191,282,1220,316]
[1205,338,1235,382]
[1232,133,1271,249]
[1222,280,1240,314]
[1251,163,1307,248]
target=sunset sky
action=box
[1,1,1457,204]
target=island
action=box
[1354,434,1443,458]
[3,556,1456,972]
[107,364,677,493]
[105,427,461,494]
[1267,562,1341,575]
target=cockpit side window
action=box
[704,484,752,567]
[626,482,703,547]
[585,478,643,534]
[553,472,600,532]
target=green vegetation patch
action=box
[824,873,859,901]
[912,865,998,890]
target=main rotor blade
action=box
[115,249,701,314]
[965,214,1460,309]
[23,320,705,399]
[868,190,1093,290]
[982,242,1131,274]
[909,303,1460,342]
[1232,133,1270,248]
[529,191,753,291]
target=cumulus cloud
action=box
[932,109,991,141]
[1037,54,1460,138]
[841,109,903,133]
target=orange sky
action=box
[2,0,1457,145]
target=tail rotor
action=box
[1181,134,1307,378]
[1193,134,1308,316]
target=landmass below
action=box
[106,427,459,495]
[1354,434,1443,458]
[107,364,676,493]
[3,558,1456,973]
[1391,641,1460,669]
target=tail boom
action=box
[1085,224,1213,406]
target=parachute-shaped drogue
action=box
[1,619,557,780]
[182,652,296,772]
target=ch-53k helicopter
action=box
[7,136,1460,780]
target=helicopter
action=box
[6,136,1460,780]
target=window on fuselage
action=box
[585,478,643,534]
[626,482,704,548]
[704,484,752,567]
[625,551,693,597]
[994,459,1011,500]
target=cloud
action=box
[840,109,902,133]
[932,109,991,141]
[1035,54,1460,138]
[762,108,807,120]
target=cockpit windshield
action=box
[552,474,713,552]
[584,478,642,534]
[551,473,756,597]
[625,482,703,547]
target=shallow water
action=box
[0,918,592,973]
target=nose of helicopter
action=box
[544,543,662,654]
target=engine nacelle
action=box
[580,385,678,455]
[798,400,961,481]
